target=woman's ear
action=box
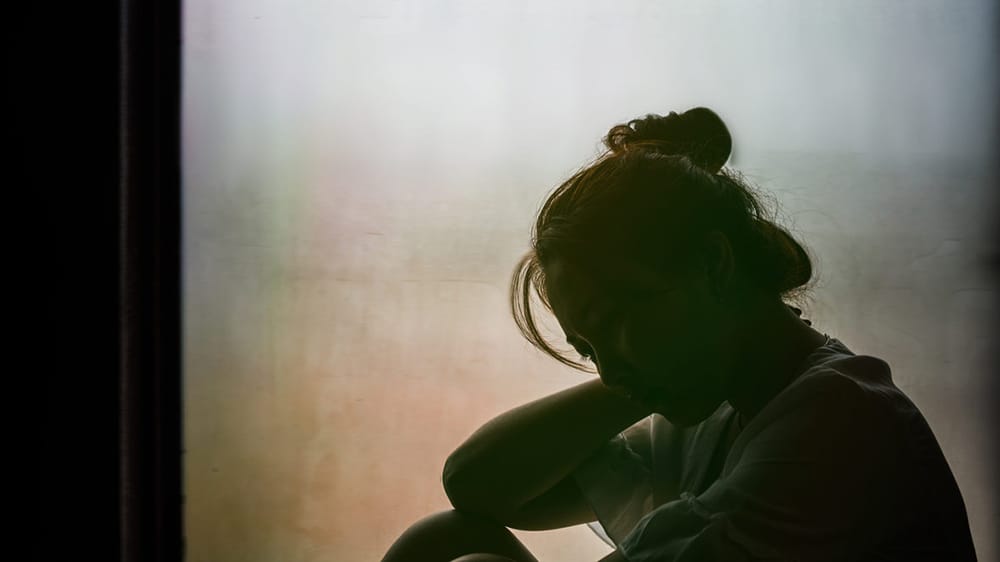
[700,230,735,303]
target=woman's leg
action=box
[382,509,539,562]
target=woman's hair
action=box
[510,107,814,371]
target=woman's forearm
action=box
[441,378,652,518]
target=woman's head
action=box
[510,107,814,426]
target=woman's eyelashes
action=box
[576,347,596,363]
[570,320,634,365]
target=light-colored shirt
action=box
[572,337,977,561]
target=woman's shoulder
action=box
[729,337,916,459]
[766,337,910,419]
[720,338,976,555]
[810,337,897,391]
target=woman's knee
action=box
[451,554,520,562]
[406,509,517,539]
[383,509,537,562]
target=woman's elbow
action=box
[441,454,469,508]
[441,455,483,512]
[441,455,513,520]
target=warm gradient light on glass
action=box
[182,1,997,560]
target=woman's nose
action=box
[597,362,637,395]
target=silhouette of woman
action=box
[383,107,978,561]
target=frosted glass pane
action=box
[183,2,997,560]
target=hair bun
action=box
[604,106,732,173]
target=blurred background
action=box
[182,1,998,560]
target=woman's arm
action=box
[442,378,652,526]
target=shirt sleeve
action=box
[616,372,898,562]
[572,416,656,546]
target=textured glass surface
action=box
[182,2,997,560]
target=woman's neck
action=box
[724,300,829,422]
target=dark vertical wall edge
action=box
[119,0,183,560]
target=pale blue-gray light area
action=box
[182,1,997,560]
